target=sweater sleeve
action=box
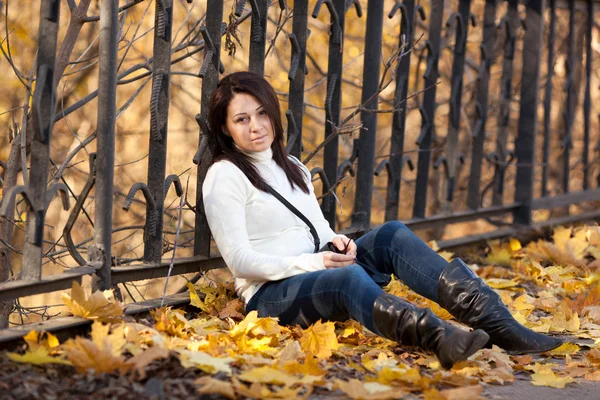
[202,162,326,281]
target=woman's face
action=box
[224,93,274,153]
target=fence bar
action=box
[492,0,518,206]
[466,0,496,210]
[513,0,546,225]
[403,203,518,231]
[0,267,95,303]
[194,0,224,257]
[112,256,225,284]
[19,0,61,280]
[247,0,269,74]
[562,0,576,194]
[92,0,118,290]
[412,0,444,218]
[582,0,593,190]
[385,0,420,222]
[352,0,385,228]
[144,0,174,263]
[532,189,600,210]
[443,0,472,205]
[541,0,556,197]
[287,1,309,158]
[320,0,349,226]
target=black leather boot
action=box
[437,259,563,353]
[373,293,489,369]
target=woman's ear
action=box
[222,126,230,137]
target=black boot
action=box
[372,293,489,369]
[437,259,563,353]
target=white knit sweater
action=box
[202,147,338,304]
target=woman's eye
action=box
[259,110,267,115]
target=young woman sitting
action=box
[202,71,562,370]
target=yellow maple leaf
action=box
[229,310,281,338]
[195,376,236,400]
[23,330,60,351]
[375,366,423,386]
[177,349,234,375]
[335,379,406,399]
[238,366,297,386]
[61,321,130,374]
[509,238,522,252]
[546,342,580,356]
[151,307,192,339]
[553,226,573,249]
[7,347,71,366]
[61,281,123,323]
[280,355,326,377]
[438,385,484,400]
[530,363,575,388]
[232,377,309,399]
[299,320,339,359]
[511,295,535,312]
[485,278,520,289]
[485,240,514,266]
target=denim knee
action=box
[336,264,372,285]
[379,221,409,236]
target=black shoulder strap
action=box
[265,185,320,253]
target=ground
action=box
[1,224,600,399]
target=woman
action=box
[202,71,562,369]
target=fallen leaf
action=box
[545,342,580,357]
[485,278,520,289]
[196,376,236,399]
[129,346,169,379]
[439,385,484,400]
[61,281,123,323]
[335,379,405,399]
[238,366,297,386]
[299,320,339,359]
[512,355,533,366]
[218,298,245,320]
[177,350,234,375]
[530,363,575,388]
[7,347,71,366]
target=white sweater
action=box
[202,147,338,304]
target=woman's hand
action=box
[323,251,355,269]
[331,235,358,258]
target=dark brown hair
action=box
[208,71,309,194]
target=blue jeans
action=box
[246,221,450,334]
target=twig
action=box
[161,175,188,307]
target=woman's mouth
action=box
[252,135,266,142]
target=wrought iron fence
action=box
[1,0,599,336]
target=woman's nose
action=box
[249,118,260,131]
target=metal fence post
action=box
[19,0,61,280]
[92,0,118,290]
[319,0,357,226]
[194,0,224,257]
[247,0,269,74]
[412,0,445,218]
[466,0,496,210]
[145,0,174,263]
[513,0,546,225]
[351,0,384,229]
[287,1,309,158]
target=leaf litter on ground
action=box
[3,224,600,398]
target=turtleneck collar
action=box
[235,145,274,164]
